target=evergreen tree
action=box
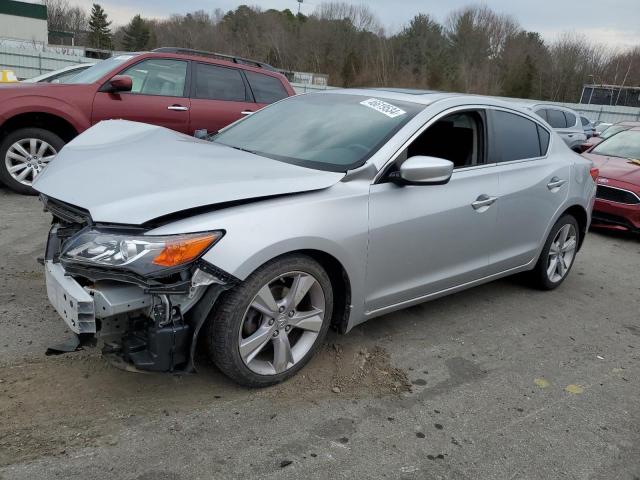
[88,4,112,50]
[122,15,151,51]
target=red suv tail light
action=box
[590,168,599,182]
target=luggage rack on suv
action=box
[152,48,277,71]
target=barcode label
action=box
[360,98,406,118]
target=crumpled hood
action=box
[583,152,640,187]
[34,120,345,224]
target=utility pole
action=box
[297,0,303,15]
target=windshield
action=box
[600,125,629,140]
[213,93,424,172]
[591,130,640,159]
[68,55,137,84]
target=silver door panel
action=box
[365,165,499,313]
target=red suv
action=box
[0,48,295,194]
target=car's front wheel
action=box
[207,254,333,387]
[530,214,580,290]
[0,128,64,195]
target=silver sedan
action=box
[34,89,597,386]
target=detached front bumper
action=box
[43,258,231,372]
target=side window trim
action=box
[107,57,190,98]
[190,62,251,102]
[487,106,552,164]
[240,70,256,103]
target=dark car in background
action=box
[0,48,295,194]
[583,127,640,233]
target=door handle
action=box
[241,110,255,116]
[471,194,497,211]
[167,105,189,111]
[547,177,566,190]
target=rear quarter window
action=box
[491,110,543,162]
[245,71,289,104]
[537,125,550,155]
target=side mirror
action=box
[395,156,454,185]
[592,132,600,137]
[106,75,132,93]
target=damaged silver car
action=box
[34,89,597,386]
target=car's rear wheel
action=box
[530,214,580,290]
[207,254,333,387]
[0,128,64,195]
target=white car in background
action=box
[23,63,96,84]
[528,104,587,152]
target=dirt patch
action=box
[260,338,412,401]
[0,336,409,466]
[0,354,241,466]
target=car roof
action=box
[317,88,546,116]
[319,87,468,105]
[527,102,580,113]
[136,51,286,80]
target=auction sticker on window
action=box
[360,98,406,118]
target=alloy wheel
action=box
[238,271,325,375]
[547,224,577,283]
[4,138,57,186]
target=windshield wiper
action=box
[228,145,256,155]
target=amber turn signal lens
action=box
[589,167,599,182]
[152,233,218,267]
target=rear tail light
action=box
[590,168,599,182]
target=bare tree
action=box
[47,1,640,102]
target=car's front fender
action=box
[147,181,371,329]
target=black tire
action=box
[0,128,65,195]
[207,254,333,387]
[529,214,580,290]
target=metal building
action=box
[0,0,48,45]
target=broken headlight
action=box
[60,229,224,276]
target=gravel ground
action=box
[0,186,638,480]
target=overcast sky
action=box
[65,0,640,49]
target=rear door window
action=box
[194,63,247,102]
[546,109,568,129]
[536,109,548,122]
[491,110,543,161]
[563,111,577,128]
[245,71,288,104]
